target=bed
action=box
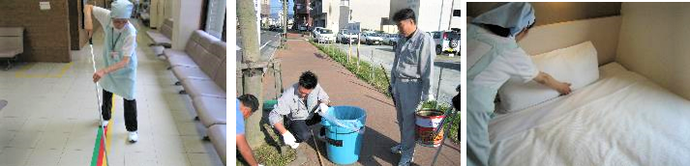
[489,62,690,165]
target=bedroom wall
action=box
[617,2,690,100]
[517,16,621,65]
[468,2,622,26]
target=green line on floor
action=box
[90,126,103,166]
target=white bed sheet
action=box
[489,63,690,166]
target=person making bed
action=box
[466,2,572,166]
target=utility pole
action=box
[238,0,266,149]
[282,0,288,45]
[448,0,455,30]
[438,0,446,31]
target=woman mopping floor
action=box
[85,0,139,143]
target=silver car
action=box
[362,32,384,45]
[382,34,400,46]
[431,31,460,55]
[337,30,359,44]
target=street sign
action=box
[254,0,261,42]
[347,22,360,33]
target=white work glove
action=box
[258,164,264,166]
[282,131,299,149]
[317,103,329,114]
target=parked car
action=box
[382,34,400,46]
[337,29,359,44]
[316,29,336,43]
[430,31,460,55]
[361,32,384,45]
[312,27,324,38]
[268,25,283,32]
[298,25,308,31]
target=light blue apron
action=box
[466,24,520,166]
[99,22,138,100]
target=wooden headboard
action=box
[517,16,622,65]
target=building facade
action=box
[294,0,312,30]
[309,0,391,33]
[389,0,459,32]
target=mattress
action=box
[489,62,690,166]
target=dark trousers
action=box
[101,90,138,132]
[288,113,322,143]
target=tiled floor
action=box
[0,20,222,166]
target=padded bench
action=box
[0,27,24,70]
[171,39,226,82]
[165,30,221,68]
[146,18,173,48]
[181,56,226,99]
[164,30,227,165]
[207,124,226,165]
[193,96,226,128]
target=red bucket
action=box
[415,109,445,147]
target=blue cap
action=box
[110,0,134,19]
[472,2,536,37]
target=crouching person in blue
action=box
[269,71,330,149]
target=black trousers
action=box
[101,90,138,132]
[288,113,322,143]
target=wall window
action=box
[205,0,226,39]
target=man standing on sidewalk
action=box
[269,71,330,149]
[389,8,437,166]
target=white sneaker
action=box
[128,131,138,143]
[390,144,402,154]
[101,120,109,127]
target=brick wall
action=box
[0,0,71,62]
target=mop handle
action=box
[90,43,110,165]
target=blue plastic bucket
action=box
[320,106,367,165]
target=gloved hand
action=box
[282,131,299,149]
[258,164,265,166]
[317,103,329,114]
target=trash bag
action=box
[319,106,367,133]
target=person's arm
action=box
[237,134,259,166]
[268,89,294,134]
[84,4,112,33]
[93,56,129,82]
[84,4,94,38]
[419,36,436,101]
[92,35,135,83]
[533,71,572,95]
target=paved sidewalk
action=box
[263,34,460,166]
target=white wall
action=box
[349,0,390,31]
[617,2,690,99]
[171,0,202,50]
[326,0,340,32]
[417,0,453,32]
[389,0,454,32]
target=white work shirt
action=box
[92,6,136,57]
[469,26,539,90]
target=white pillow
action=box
[497,41,600,112]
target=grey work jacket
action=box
[391,29,436,99]
[269,83,330,126]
